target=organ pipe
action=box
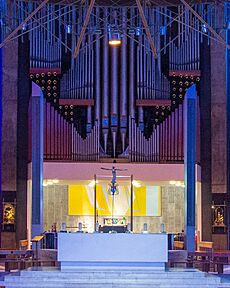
[102,8,109,154]
[120,8,127,153]
[111,46,119,157]
[95,22,100,122]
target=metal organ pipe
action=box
[111,46,119,158]
[102,8,109,154]
[129,8,135,119]
[95,10,101,122]
[87,32,92,133]
[120,8,127,153]
[138,36,144,129]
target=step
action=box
[3,275,221,284]
[1,284,226,288]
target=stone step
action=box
[3,275,221,284]
[2,278,220,285]
[18,270,213,278]
[1,268,229,288]
[14,273,217,279]
[1,284,228,288]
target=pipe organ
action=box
[1,1,219,162]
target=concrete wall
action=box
[43,184,185,234]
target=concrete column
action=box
[210,5,227,250]
[32,83,44,237]
[226,9,230,249]
[200,38,212,242]
[0,16,2,247]
[1,0,18,248]
[211,9,227,195]
[184,85,197,252]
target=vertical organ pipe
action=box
[102,8,109,154]
[111,46,119,157]
[95,22,100,121]
[120,8,127,153]
[129,12,135,119]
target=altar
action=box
[58,233,168,270]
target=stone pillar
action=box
[31,83,44,237]
[0,15,2,247]
[184,85,196,252]
[210,5,227,249]
[226,7,230,249]
[1,1,18,248]
[16,36,30,246]
[200,38,212,242]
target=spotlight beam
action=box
[74,0,95,58]
[180,0,230,50]
[135,0,158,59]
[0,0,50,49]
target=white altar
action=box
[58,233,168,270]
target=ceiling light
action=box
[88,180,98,187]
[132,180,141,188]
[65,24,72,34]
[22,23,27,31]
[108,26,121,46]
[201,24,208,33]
[136,27,142,36]
[160,26,166,35]
[128,28,136,35]
[47,180,53,185]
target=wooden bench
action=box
[174,241,184,250]
[197,241,213,254]
[0,249,34,271]
[188,251,212,272]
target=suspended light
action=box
[160,26,166,36]
[108,26,121,46]
[201,24,208,33]
[94,28,102,35]
[128,28,136,35]
[136,27,141,36]
[65,24,72,34]
[22,23,27,31]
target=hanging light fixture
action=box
[22,23,27,31]
[65,24,72,34]
[201,24,208,33]
[108,25,121,46]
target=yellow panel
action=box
[96,185,110,216]
[134,186,146,216]
[126,186,146,216]
[68,185,94,215]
